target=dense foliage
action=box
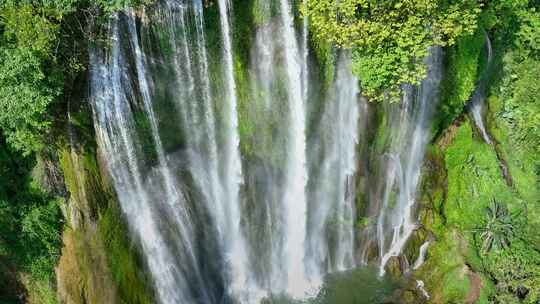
[0,3,65,154]
[0,0,150,155]
[0,141,63,303]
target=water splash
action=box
[416,280,431,299]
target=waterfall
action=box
[90,15,213,303]
[278,0,312,297]
[161,0,224,236]
[329,53,358,272]
[301,0,309,101]
[216,0,262,300]
[88,1,379,303]
[126,10,199,268]
[470,96,492,144]
[469,33,493,145]
[376,47,443,275]
[248,1,282,293]
[306,52,359,281]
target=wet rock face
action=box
[402,228,427,264]
[55,145,120,304]
[384,255,411,278]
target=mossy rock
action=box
[57,138,153,304]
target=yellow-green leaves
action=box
[303,0,482,102]
[1,4,59,54]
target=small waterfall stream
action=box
[89,1,445,303]
[469,32,493,145]
[412,241,430,270]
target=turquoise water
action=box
[261,266,400,304]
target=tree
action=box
[0,3,65,155]
[303,0,481,101]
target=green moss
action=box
[24,276,58,304]
[442,268,471,302]
[370,104,391,155]
[252,0,277,26]
[234,53,255,157]
[419,115,539,302]
[232,0,255,68]
[414,120,509,302]
[416,230,471,303]
[132,110,158,167]
[232,39,290,168]
[60,143,153,304]
[444,120,514,231]
[489,94,540,246]
[60,146,108,221]
[98,207,153,304]
[437,28,485,129]
[424,145,447,219]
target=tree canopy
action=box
[0,3,66,154]
[303,0,482,101]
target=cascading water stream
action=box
[278,0,311,297]
[160,0,225,229]
[246,2,363,298]
[412,241,430,270]
[90,16,209,303]
[248,1,282,293]
[216,0,261,300]
[330,54,358,272]
[301,0,309,102]
[126,10,202,271]
[89,1,383,303]
[306,52,359,282]
[469,32,493,145]
[376,47,443,275]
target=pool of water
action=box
[261,266,400,304]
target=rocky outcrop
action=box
[56,145,120,304]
